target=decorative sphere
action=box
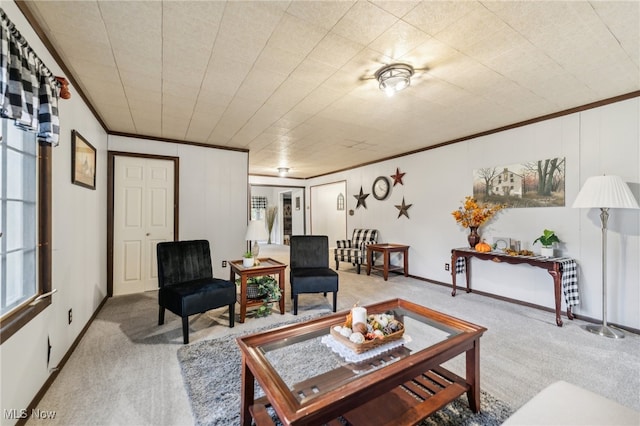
[349,332,365,344]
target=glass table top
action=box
[249,303,465,404]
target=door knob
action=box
[146,233,150,236]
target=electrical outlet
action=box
[68,309,72,324]
[222,260,227,268]
[444,263,450,271]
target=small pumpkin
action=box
[475,241,491,252]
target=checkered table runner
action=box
[454,252,579,307]
[558,258,579,307]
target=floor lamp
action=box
[572,175,640,338]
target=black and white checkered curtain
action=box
[1,8,60,145]
[251,196,267,209]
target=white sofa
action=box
[503,381,640,425]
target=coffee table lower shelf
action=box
[343,366,470,425]
[251,365,472,426]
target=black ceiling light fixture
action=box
[375,63,414,97]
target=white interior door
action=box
[291,188,304,236]
[113,156,175,295]
[310,181,347,245]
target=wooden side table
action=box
[366,244,410,281]
[229,258,287,323]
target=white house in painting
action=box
[492,168,524,197]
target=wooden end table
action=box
[367,243,410,281]
[229,258,287,323]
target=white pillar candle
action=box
[351,306,367,325]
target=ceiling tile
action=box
[433,6,508,52]
[372,1,420,18]
[29,1,105,38]
[308,33,365,69]
[17,0,640,178]
[289,59,338,86]
[404,1,483,36]
[368,21,431,60]
[254,45,307,77]
[120,71,161,93]
[267,12,328,56]
[235,69,288,104]
[332,1,399,46]
[286,1,355,31]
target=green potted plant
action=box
[237,276,281,317]
[242,251,254,267]
[533,229,560,257]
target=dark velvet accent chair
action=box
[157,240,235,344]
[289,235,339,315]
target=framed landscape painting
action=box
[71,130,96,190]
[472,157,565,208]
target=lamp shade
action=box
[245,220,268,241]
[572,175,639,209]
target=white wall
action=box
[109,137,248,276]
[1,2,108,420]
[308,98,640,329]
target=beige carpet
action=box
[27,244,640,425]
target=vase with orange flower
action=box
[452,196,505,248]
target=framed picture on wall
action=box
[71,130,96,190]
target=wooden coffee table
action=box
[367,243,410,280]
[237,298,486,425]
[229,258,287,323]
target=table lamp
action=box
[572,175,639,338]
[245,220,268,259]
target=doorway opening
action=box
[250,185,305,245]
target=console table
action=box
[451,248,579,327]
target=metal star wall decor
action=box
[354,186,369,209]
[391,167,406,186]
[395,197,412,218]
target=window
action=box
[0,119,52,343]
[251,196,267,220]
[1,119,37,315]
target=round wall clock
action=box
[372,176,391,200]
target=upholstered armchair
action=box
[157,240,235,344]
[289,235,339,315]
[334,229,378,274]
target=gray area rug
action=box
[177,316,512,426]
